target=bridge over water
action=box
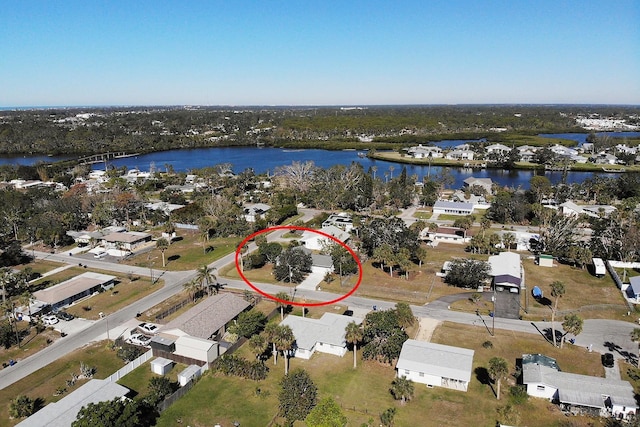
[78,152,140,165]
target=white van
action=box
[94,251,108,259]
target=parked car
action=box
[602,353,615,368]
[94,251,108,259]
[343,310,354,317]
[42,315,59,325]
[55,311,75,321]
[137,322,159,335]
[127,333,151,347]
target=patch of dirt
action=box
[414,317,441,342]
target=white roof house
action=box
[462,177,493,194]
[33,272,116,310]
[407,145,443,159]
[432,200,474,216]
[302,225,350,251]
[488,251,522,290]
[243,203,271,222]
[16,379,130,427]
[523,354,637,419]
[485,143,511,154]
[396,340,474,392]
[173,335,219,365]
[280,313,363,359]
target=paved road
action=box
[2,225,638,389]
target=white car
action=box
[42,315,59,325]
[127,333,151,347]
[137,322,159,335]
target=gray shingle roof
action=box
[280,313,363,351]
[161,293,250,340]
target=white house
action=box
[302,225,350,251]
[322,212,354,232]
[445,149,475,160]
[395,340,474,392]
[279,313,363,359]
[432,200,474,216]
[243,203,271,222]
[523,354,637,419]
[485,143,511,154]
[407,145,443,159]
[462,177,493,195]
[626,276,640,302]
[173,335,219,365]
[488,251,522,292]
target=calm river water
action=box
[1,132,639,190]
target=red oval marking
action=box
[235,225,362,307]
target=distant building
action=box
[432,200,474,216]
[33,272,116,311]
[322,212,354,232]
[243,203,271,222]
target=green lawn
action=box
[0,341,123,427]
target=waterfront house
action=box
[462,177,493,195]
[396,340,474,392]
[407,145,443,159]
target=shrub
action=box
[212,355,268,381]
[482,340,493,349]
[508,385,529,405]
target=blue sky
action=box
[2,0,638,106]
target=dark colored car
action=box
[343,310,354,317]
[56,311,75,321]
[602,353,614,368]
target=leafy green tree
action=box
[550,281,566,347]
[279,369,317,426]
[372,243,396,276]
[9,395,36,418]
[488,357,509,400]
[561,313,583,349]
[72,398,146,427]
[362,309,408,364]
[345,321,364,369]
[258,242,283,264]
[360,217,418,257]
[390,376,415,404]
[305,396,347,427]
[444,259,490,289]
[275,291,290,321]
[453,215,474,237]
[155,238,169,267]
[145,376,174,406]
[501,232,516,251]
[229,310,267,338]
[273,247,312,283]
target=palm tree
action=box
[488,357,509,400]
[390,376,414,405]
[371,165,378,180]
[249,333,268,361]
[195,265,217,296]
[631,328,640,368]
[183,279,200,302]
[394,302,415,329]
[550,281,566,347]
[561,313,583,349]
[264,322,279,365]
[501,232,516,251]
[156,238,169,267]
[274,325,295,374]
[275,292,289,320]
[345,321,363,368]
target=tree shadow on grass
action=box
[168,254,180,262]
[475,366,496,397]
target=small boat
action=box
[357,152,366,158]
[602,167,625,173]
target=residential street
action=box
[1,234,638,391]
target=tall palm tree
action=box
[183,279,200,302]
[156,238,169,267]
[550,281,566,347]
[249,333,268,361]
[501,232,516,252]
[264,322,279,365]
[195,265,217,296]
[390,376,414,405]
[275,292,290,320]
[345,321,363,368]
[488,357,509,400]
[274,325,295,375]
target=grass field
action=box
[0,341,123,427]
[155,319,611,427]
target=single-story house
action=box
[560,201,617,218]
[173,335,219,365]
[432,200,474,216]
[33,272,116,311]
[66,226,126,246]
[488,252,522,291]
[161,292,250,341]
[322,212,354,232]
[16,379,130,427]
[243,203,271,222]
[462,177,493,195]
[445,149,475,160]
[302,225,350,251]
[396,340,474,392]
[424,226,470,244]
[407,144,443,159]
[523,353,637,419]
[145,201,186,215]
[485,143,511,154]
[279,313,363,359]
[100,231,152,252]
